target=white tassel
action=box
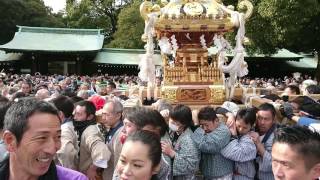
[158,37,172,54]
[200,34,207,49]
[171,35,179,53]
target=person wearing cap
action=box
[89,95,106,111]
[191,106,234,180]
[272,126,320,180]
[216,101,238,130]
[249,103,277,180]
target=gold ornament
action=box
[183,2,204,16]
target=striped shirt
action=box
[191,123,234,178]
[256,133,275,180]
[221,134,257,180]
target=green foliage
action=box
[65,0,128,44]
[0,0,64,44]
[0,0,25,44]
[65,0,110,29]
[245,7,278,55]
[244,0,320,79]
[107,0,145,48]
[246,0,320,53]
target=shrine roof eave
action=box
[0,48,100,54]
[0,50,22,62]
[93,48,162,65]
[0,26,105,53]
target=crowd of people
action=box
[0,72,319,180]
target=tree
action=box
[0,0,26,44]
[65,0,111,29]
[245,0,320,79]
[65,0,131,44]
[0,0,64,44]
[94,0,132,41]
[22,0,64,27]
[107,0,145,48]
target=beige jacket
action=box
[79,124,112,174]
[103,126,124,180]
[56,121,79,170]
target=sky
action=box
[43,0,66,13]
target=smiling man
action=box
[0,98,87,180]
[272,126,320,180]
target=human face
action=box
[80,84,89,91]
[257,110,274,135]
[102,103,121,128]
[117,141,157,180]
[284,87,295,96]
[122,118,138,137]
[235,118,252,136]
[101,87,108,96]
[106,85,114,94]
[5,113,61,179]
[21,83,31,94]
[65,78,71,85]
[73,105,88,121]
[59,81,67,90]
[199,120,217,133]
[272,142,320,180]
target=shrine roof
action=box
[0,26,104,53]
[208,48,303,60]
[0,50,22,62]
[93,48,162,65]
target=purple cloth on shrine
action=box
[56,165,88,180]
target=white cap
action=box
[221,101,239,116]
